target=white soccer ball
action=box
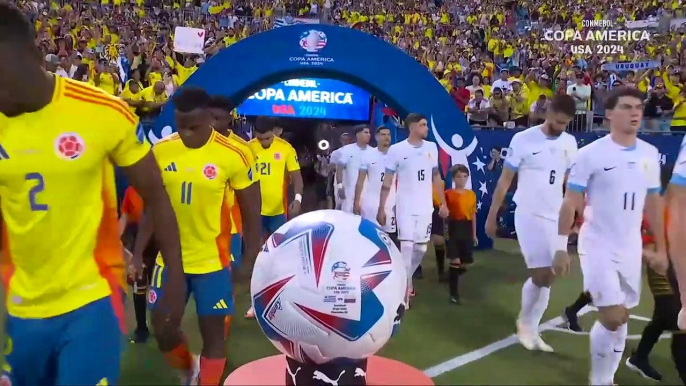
[251,210,407,364]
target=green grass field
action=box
[117,240,683,385]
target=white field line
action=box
[548,326,672,340]
[423,305,596,378]
[423,306,654,378]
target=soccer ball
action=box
[251,210,407,364]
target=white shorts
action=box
[361,202,396,233]
[397,212,432,243]
[578,236,642,309]
[514,210,564,269]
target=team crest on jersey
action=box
[148,289,157,304]
[203,164,218,180]
[274,152,282,161]
[54,133,85,160]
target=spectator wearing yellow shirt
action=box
[671,88,686,132]
[509,80,529,127]
[139,82,168,118]
[121,81,144,115]
[92,59,119,95]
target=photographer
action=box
[467,89,490,127]
[644,83,674,131]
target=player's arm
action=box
[559,151,592,245]
[379,147,397,212]
[644,155,667,269]
[354,161,368,213]
[229,151,261,273]
[485,141,521,237]
[669,146,686,307]
[286,146,304,205]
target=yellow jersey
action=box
[153,130,255,274]
[0,76,149,319]
[248,137,299,216]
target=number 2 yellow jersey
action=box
[0,76,150,319]
[153,130,255,274]
[248,137,299,216]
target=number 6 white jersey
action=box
[567,135,661,256]
[385,139,438,216]
[504,125,578,220]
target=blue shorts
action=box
[148,265,234,316]
[4,295,123,385]
[262,214,287,236]
[230,233,243,269]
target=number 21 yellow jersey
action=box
[153,130,255,274]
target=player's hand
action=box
[377,208,387,226]
[439,203,449,218]
[678,308,686,330]
[353,202,361,215]
[289,200,301,217]
[232,258,254,285]
[552,250,571,276]
[129,250,145,280]
[152,268,187,334]
[485,214,497,240]
[338,188,346,200]
[473,236,479,247]
[645,248,669,275]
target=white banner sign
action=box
[174,27,206,54]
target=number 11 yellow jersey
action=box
[153,130,255,274]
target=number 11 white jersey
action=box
[385,139,438,216]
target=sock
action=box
[410,243,427,277]
[530,286,551,331]
[589,321,619,385]
[608,323,628,380]
[224,316,232,339]
[163,340,193,371]
[670,332,686,384]
[448,265,459,297]
[133,292,148,331]
[519,278,542,328]
[200,356,226,385]
[568,291,593,314]
[435,247,445,275]
[634,320,664,361]
[401,241,413,293]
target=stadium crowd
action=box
[25,0,686,132]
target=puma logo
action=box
[354,368,367,378]
[312,370,345,385]
[286,363,301,385]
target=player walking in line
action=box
[485,94,578,352]
[137,88,262,385]
[0,4,185,384]
[625,163,686,383]
[244,116,303,319]
[667,114,686,334]
[556,87,668,386]
[336,126,371,213]
[379,113,448,308]
[329,133,352,209]
[352,126,398,243]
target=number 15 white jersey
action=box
[385,139,438,216]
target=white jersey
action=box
[568,135,661,257]
[359,147,396,211]
[386,139,438,216]
[505,125,578,220]
[330,148,343,168]
[671,135,686,187]
[338,143,371,194]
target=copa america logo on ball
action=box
[299,30,327,53]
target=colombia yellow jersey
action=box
[153,130,255,274]
[248,137,299,216]
[0,76,149,319]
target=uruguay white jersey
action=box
[338,143,370,193]
[386,139,438,216]
[671,135,686,187]
[568,135,661,256]
[359,147,396,210]
[330,148,343,168]
[505,125,578,220]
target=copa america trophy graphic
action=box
[224,210,434,386]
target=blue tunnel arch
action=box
[152,24,491,248]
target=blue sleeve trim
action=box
[671,174,686,187]
[647,187,661,195]
[504,161,518,171]
[385,168,396,174]
[566,183,586,193]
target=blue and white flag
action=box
[601,61,660,72]
[273,16,319,29]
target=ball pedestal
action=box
[224,355,434,386]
